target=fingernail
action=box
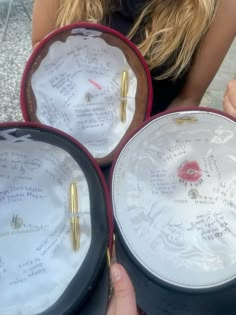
[111,265,122,283]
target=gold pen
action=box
[106,248,111,267]
[69,182,80,251]
[120,70,128,123]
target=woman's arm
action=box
[32,0,60,49]
[223,79,236,117]
[168,0,236,109]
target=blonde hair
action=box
[56,0,217,79]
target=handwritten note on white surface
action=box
[0,139,91,315]
[113,112,236,288]
[31,35,137,158]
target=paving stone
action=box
[0,0,33,122]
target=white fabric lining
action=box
[0,139,91,315]
[31,34,137,158]
[112,111,236,289]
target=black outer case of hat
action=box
[115,228,236,315]
[110,107,236,315]
[0,125,112,315]
[40,263,109,315]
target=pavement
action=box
[0,0,236,123]
[0,0,33,122]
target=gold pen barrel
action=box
[70,182,78,212]
[69,182,80,251]
[121,70,128,123]
[72,217,80,251]
[121,70,128,97]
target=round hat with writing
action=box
[20,23,152,167]
[111,107,236,315]
[0,122,113,315]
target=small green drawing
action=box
[11,215,23,229]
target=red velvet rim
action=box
[20,22,153,122]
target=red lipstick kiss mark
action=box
[178,161,202,182]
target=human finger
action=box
[110,263,138,315]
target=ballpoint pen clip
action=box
[70,182,80,251]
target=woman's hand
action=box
[107,263,138,315]
[223,79,236,118]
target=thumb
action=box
[110,263,138,315]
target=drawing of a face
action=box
[178,161,202,182]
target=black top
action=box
[107,0,187,115]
